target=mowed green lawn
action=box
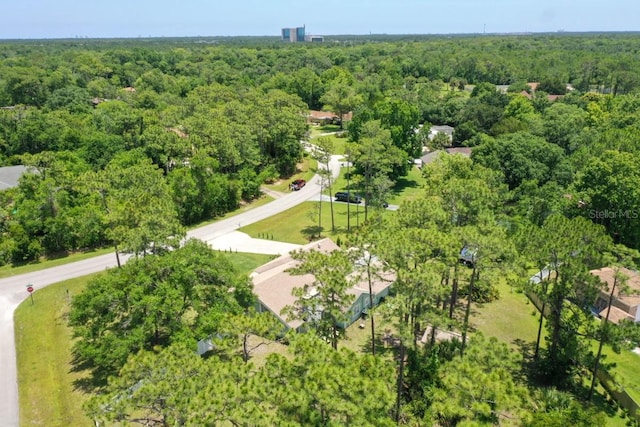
[15,274,97,427]
[592,337,640,405]
[14,252,274,427]
[239,200,382,244]
[241,165,426,245]
[472,280,541,347]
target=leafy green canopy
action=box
[86,333,396,427]
[68,239,253,383]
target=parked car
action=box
[291,179,306,191]
[335,191,362,203]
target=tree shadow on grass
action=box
[512,338,537,384]
[572,380,621,419]
[69,354,107,392]
[72,376,105,393]
[301,225,324,241]
[357,330,399,358]
[392,176,421,195]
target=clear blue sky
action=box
[1,0,638,39]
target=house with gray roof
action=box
[0,165,30,191]
[418,147,472,168]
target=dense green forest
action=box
[3,34,640,425]
[1,34,640,263]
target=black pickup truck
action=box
[334,191,362,203]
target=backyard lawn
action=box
[472,280,541,347]
[593,339,640,405]
[472,280,635,426]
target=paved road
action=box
[0,154,343,427]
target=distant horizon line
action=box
[1,29,639,42]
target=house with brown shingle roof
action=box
[307,110,353,126]
[591,267,640,324]
[251,238,393,331]
[518,82,565,102]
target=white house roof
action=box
[0,165,30,191]
[429,125,455,138]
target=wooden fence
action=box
[526,289,640,422]
[598,369,640,422]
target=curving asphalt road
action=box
[0,154,343,427]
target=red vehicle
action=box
[291,179,306,191]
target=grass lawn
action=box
[224,161,425,249]
[329,162,425,205]
[0,247,113,280]
[310,133,348,156]
[592,341,640,405]
[340,313,398,357]
[223,252,276,274]
[239,200,382,245]
[472,280,541,348]
[388,166,426,204]
[472,279,634,426]
[15,273,97,427]
[307,124,342,139]
[239,164,425,245]
[262,157,317,193]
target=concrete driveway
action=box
[208,231,301,255]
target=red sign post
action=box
[26,284,34,304]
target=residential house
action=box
[428,125,455,142]
[418,147,472,168]
[0,165,30,191]
[518,82,566,102]
[307,110,353,126]
[251,238,393,332]
[591,267,640,324]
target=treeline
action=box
[0,84,307,263]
